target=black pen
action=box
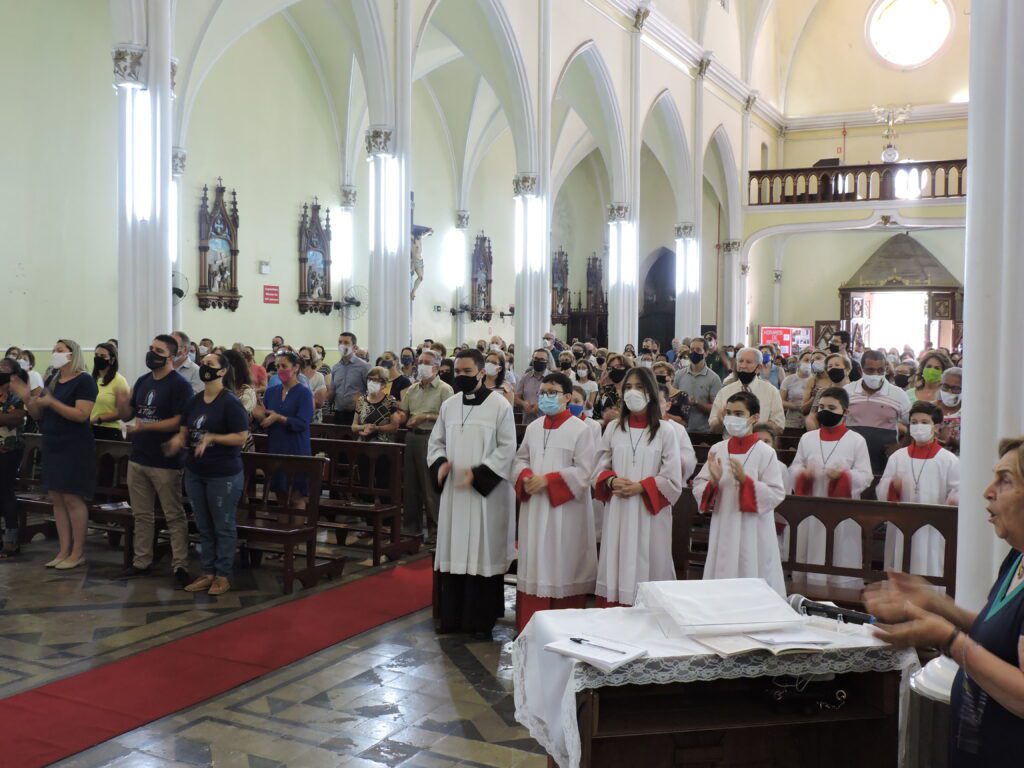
[570,636,627,654]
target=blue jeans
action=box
[184,469,243,577]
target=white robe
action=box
[877,446,959,577]
[788,428,873,587]
[512,414,597,597]
[580,416,605,542]
[666,420,698,484]
[427,390,517,577]
[592,419,683,604]
[774,456,794,562]
[692,439,787,596]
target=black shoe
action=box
[174,568,191,590]
[117,565,151,579]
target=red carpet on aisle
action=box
[0,558,434,768]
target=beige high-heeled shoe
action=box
[45,556,67,568]
[55,557,86,570]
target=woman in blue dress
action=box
[253,350,313,507]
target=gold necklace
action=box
[1017,559,1024,581]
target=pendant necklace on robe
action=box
[627,425,647,466]
[818,432,843,472]
[459,402,473,432]
[910,456,928,501]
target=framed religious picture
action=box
[814,321,841,350]
[297,198,333,315]
[197,179,241,310]
[470,232,493,322]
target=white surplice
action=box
[428,389,517,577]
[579,415,605,542]
[877,445,959,577]
[692,438,788,596]
[666,419,697,484]
[788,427,873,587]
[513,413,598,597]
[592,417,683,605]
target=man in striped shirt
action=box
[844,349,911,474]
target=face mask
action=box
[811,360,826,374]
[198,346,209,356]
[568,403,585,417]
[367,380,382,395]
[623,389,649,413]
[142,351,165,371]
[827,368,846,383]
[862,374,884,389]
[608,368,626,384]
[538,393,564,415]
[761,352,772,364]
[725,351,735,359]
[576,368,588,379]
[188,352,196,363]
[799,363,811,375]
[655,375,668,385]
[559,361,572,370]
[452,374,478,394]
[737,370,756,386]
[785,362,797,373]
[199,364,222,383]
[375,359,392,370]
[51,352,71,369]
[94,357,110,371]
[338,344,352,357]
[893,373,910,388]
[887,355,899,366]
[401,355,414,366]
[909,423,935,443]
[573,350,584,360]
[278,369,294,384]
[17,359,30,371]
[816,409,843,428]
[596,357,606,366]
[922,367,942,384]
[689,352,704,365]
[724,414,751,437]
[829,344,840,353]
[704,338,716,350]
[542,339,552,349]
[417,364,435,380]
[532,360,547,373]
[939,390,960,407]
[484,362,500,378]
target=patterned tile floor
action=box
[3,531,545,767]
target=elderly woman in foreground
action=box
[866,436,1024,767]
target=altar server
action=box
[593,367,683,606]
[658,384,697,484]
[789,387,873,587]
[753,423,793,560]
[513,373,598,632]
[570,385,604,541]
[692,391,788,595]
[428,348,517,639]
[877,400,959,577]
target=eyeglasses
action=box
[941,384,962,394]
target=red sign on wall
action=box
[263,285,280,304]
[759,326,813,356]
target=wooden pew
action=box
[671,492,957,608]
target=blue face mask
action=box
[567,403,585,417]
[538,393,564,416]
[762,352,772,364]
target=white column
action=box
[513,175,544,358]
[536,0,553,339]
[395,0,413,352]
[336,184,357,327]
[771,236,785,326]
[956,0,1022,609]
[366,128,401,356]
[113,0,174,382]
[691,57,710,333]
[719,240,742,344]
[674,223,699,335]
[623,12,642,350]
[170,146,185,330]
[452,210,470,347]
[606,204,636,352]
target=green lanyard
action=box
[984,552,1024,622]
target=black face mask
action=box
[689,352,704,365]
[737,370,756,386]
[266,361,277,373]
[817,409,844,428]
[596,356,606,366]
[532,360,547,373]
[655,375,668,384]
[439,371,454,385]
[93,358,110,371]
[381,359,394,370]
[573,350,584,359]
[452,374,478,394]
[145,351,167,371]
[829,344,840,353]
[559,361,572,370]
[401,355,414,366]
[827,368,846,383]
[300,357,312,367]
[199,365,222,383]
[893,373,910,388]
[608,368,626,384]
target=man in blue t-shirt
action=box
[115,334,194,586]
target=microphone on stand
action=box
[788,594,876,625]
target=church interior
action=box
[3,0,1022,766]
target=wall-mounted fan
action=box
[172,271,189,305]
[335,284,369,320]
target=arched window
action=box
[867,0,953,69]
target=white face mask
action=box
[576,368,588,379]
[483,362,500,378]
[939,390,960,407]
[51,351,71,370]
[17,359,30,371]
[811,360,826,374]
[338,344,352,357]
[367,381,382,395]
[417,363,435,380]
[909,423,934,443]
[862,374,885,390]
[799,363,811,375]
[640,361,653,369]
[542,338,553,349]
[622,389,649,413]
[198,346,209,356]
[724,414,752,438]
[490,343,502,352]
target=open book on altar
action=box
[695,627,838,658]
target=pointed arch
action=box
[642,90,694,222]
[705,125,742,238]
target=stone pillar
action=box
[113,0,174,382]
[513,175,544,360]
[674,223,699,336]
[719,240,742,344]
[395,0,413,351]
[956,0,1022,609]
[170,146,185,331]
[337,184,357,327]
[453,210,470,347]
[607,204,635,352]
[366,128,401,356]
[691,57,711,333]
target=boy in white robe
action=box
[877,400,959,577]
[753,424,793,562]
[428,349,517,639]
[692,391,788,596]
[513,373,598,632]
[789,386,873,588]
[657,385,697,484]
[592,368,683,606]
[570,385,604,542]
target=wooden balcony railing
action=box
[748,159,967,206]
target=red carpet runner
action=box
[1,558,434,768]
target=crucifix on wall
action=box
[409,191,433,301]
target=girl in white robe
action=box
[692,391,788,596]
[788,387,873,588]
[658,385,697,484]
[877,400,959,577]
[592,368,683,606]
[570,386,605,542]
[513,375,598,632]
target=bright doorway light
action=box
[868,291,928,350]
[867,0,953,69]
